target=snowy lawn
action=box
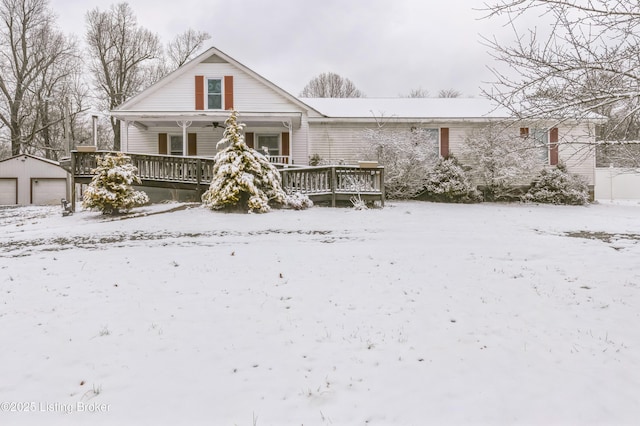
[0,200,639,425]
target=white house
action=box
[111,46,599,192]
[0,154,70,206]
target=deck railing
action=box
[69,151,384,207]
[72,151,216,186]
[280,165,385,206]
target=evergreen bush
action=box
[82,152,149,214]
[420,156,483,203]
[523,163,590,205]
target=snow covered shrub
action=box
[523,163,589,205]
[201,110,288,213]
[362,125,439,199]
[284,192,314,210]
[82,152,149,215]
[420,156,482,203]
[462,124,541,201]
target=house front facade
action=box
[112,46,600,190]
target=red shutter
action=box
[520,127,529,137]
[195,76,204,110]
[245,132,254,149]
[188,133,197,156]
[440,128,449,158]
[158,133,167,154]
[224,75,234,110]
[281,132,290,163]
[549,127,559,166]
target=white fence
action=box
[595,167,640,200]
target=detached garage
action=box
[0,154,69,206]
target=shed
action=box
[0,154,70,205]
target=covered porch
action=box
[112,111,303,165]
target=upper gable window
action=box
[207,78,222,109]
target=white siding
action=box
[132,62,304,113]
[558,123,596,185]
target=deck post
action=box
[70,151,77,212]
[196,158,202,192]
[379,167,385,207]
[331,166,337,207]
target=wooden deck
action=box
[67,151,385,209]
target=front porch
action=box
[65,151,385,210]
[115,111,303,165]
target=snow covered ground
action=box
[0,200,639,425]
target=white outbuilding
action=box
[0,154,70,206]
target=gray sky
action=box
[50,0,517,98]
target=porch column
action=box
[283,119,292,164]
[123,120,129,152]
[177,120,193,156]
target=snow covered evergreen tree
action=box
[202,110,310,213]
[420,156,482,203]
[523,163,589,205]
[82,152,149,214]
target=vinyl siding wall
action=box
[308,120,596,184]
[132,62,304,113]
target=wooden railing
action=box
[281,165,385,206]
[70,151,385,207]
[72,151,216,187]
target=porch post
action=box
[283,119,292,164]
[177,121,192,156]
[123,120,129,152]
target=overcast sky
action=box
[49,0,520,98]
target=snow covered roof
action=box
[299,97,511,120]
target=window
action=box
[531,129,550,164]
[257,135,280,156]
[170,135,183,156]
[207,78,222,109]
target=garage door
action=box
[0,178,17,205]
[31,178,67,205]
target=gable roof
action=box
[300,97,511,120]
[115,46,321,116]
[0,153,62,166]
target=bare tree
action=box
[481,0,640,139]
[403,87,430,98]
[300,72,364,98]
[462,123,542,200]
[85,2,161,150]
[437,88,462,98]
[166,29,211,70]
[0,0,79,156]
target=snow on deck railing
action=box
[70,151,385,207]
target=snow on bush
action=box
[420,156,483,203]
[202,110,312,213]
[284,192,314,210]
[523,163,590,205]
[462,124,541,201]
[362,125,439,199]
[82,152,149,215]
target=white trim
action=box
[205,77,224,110]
